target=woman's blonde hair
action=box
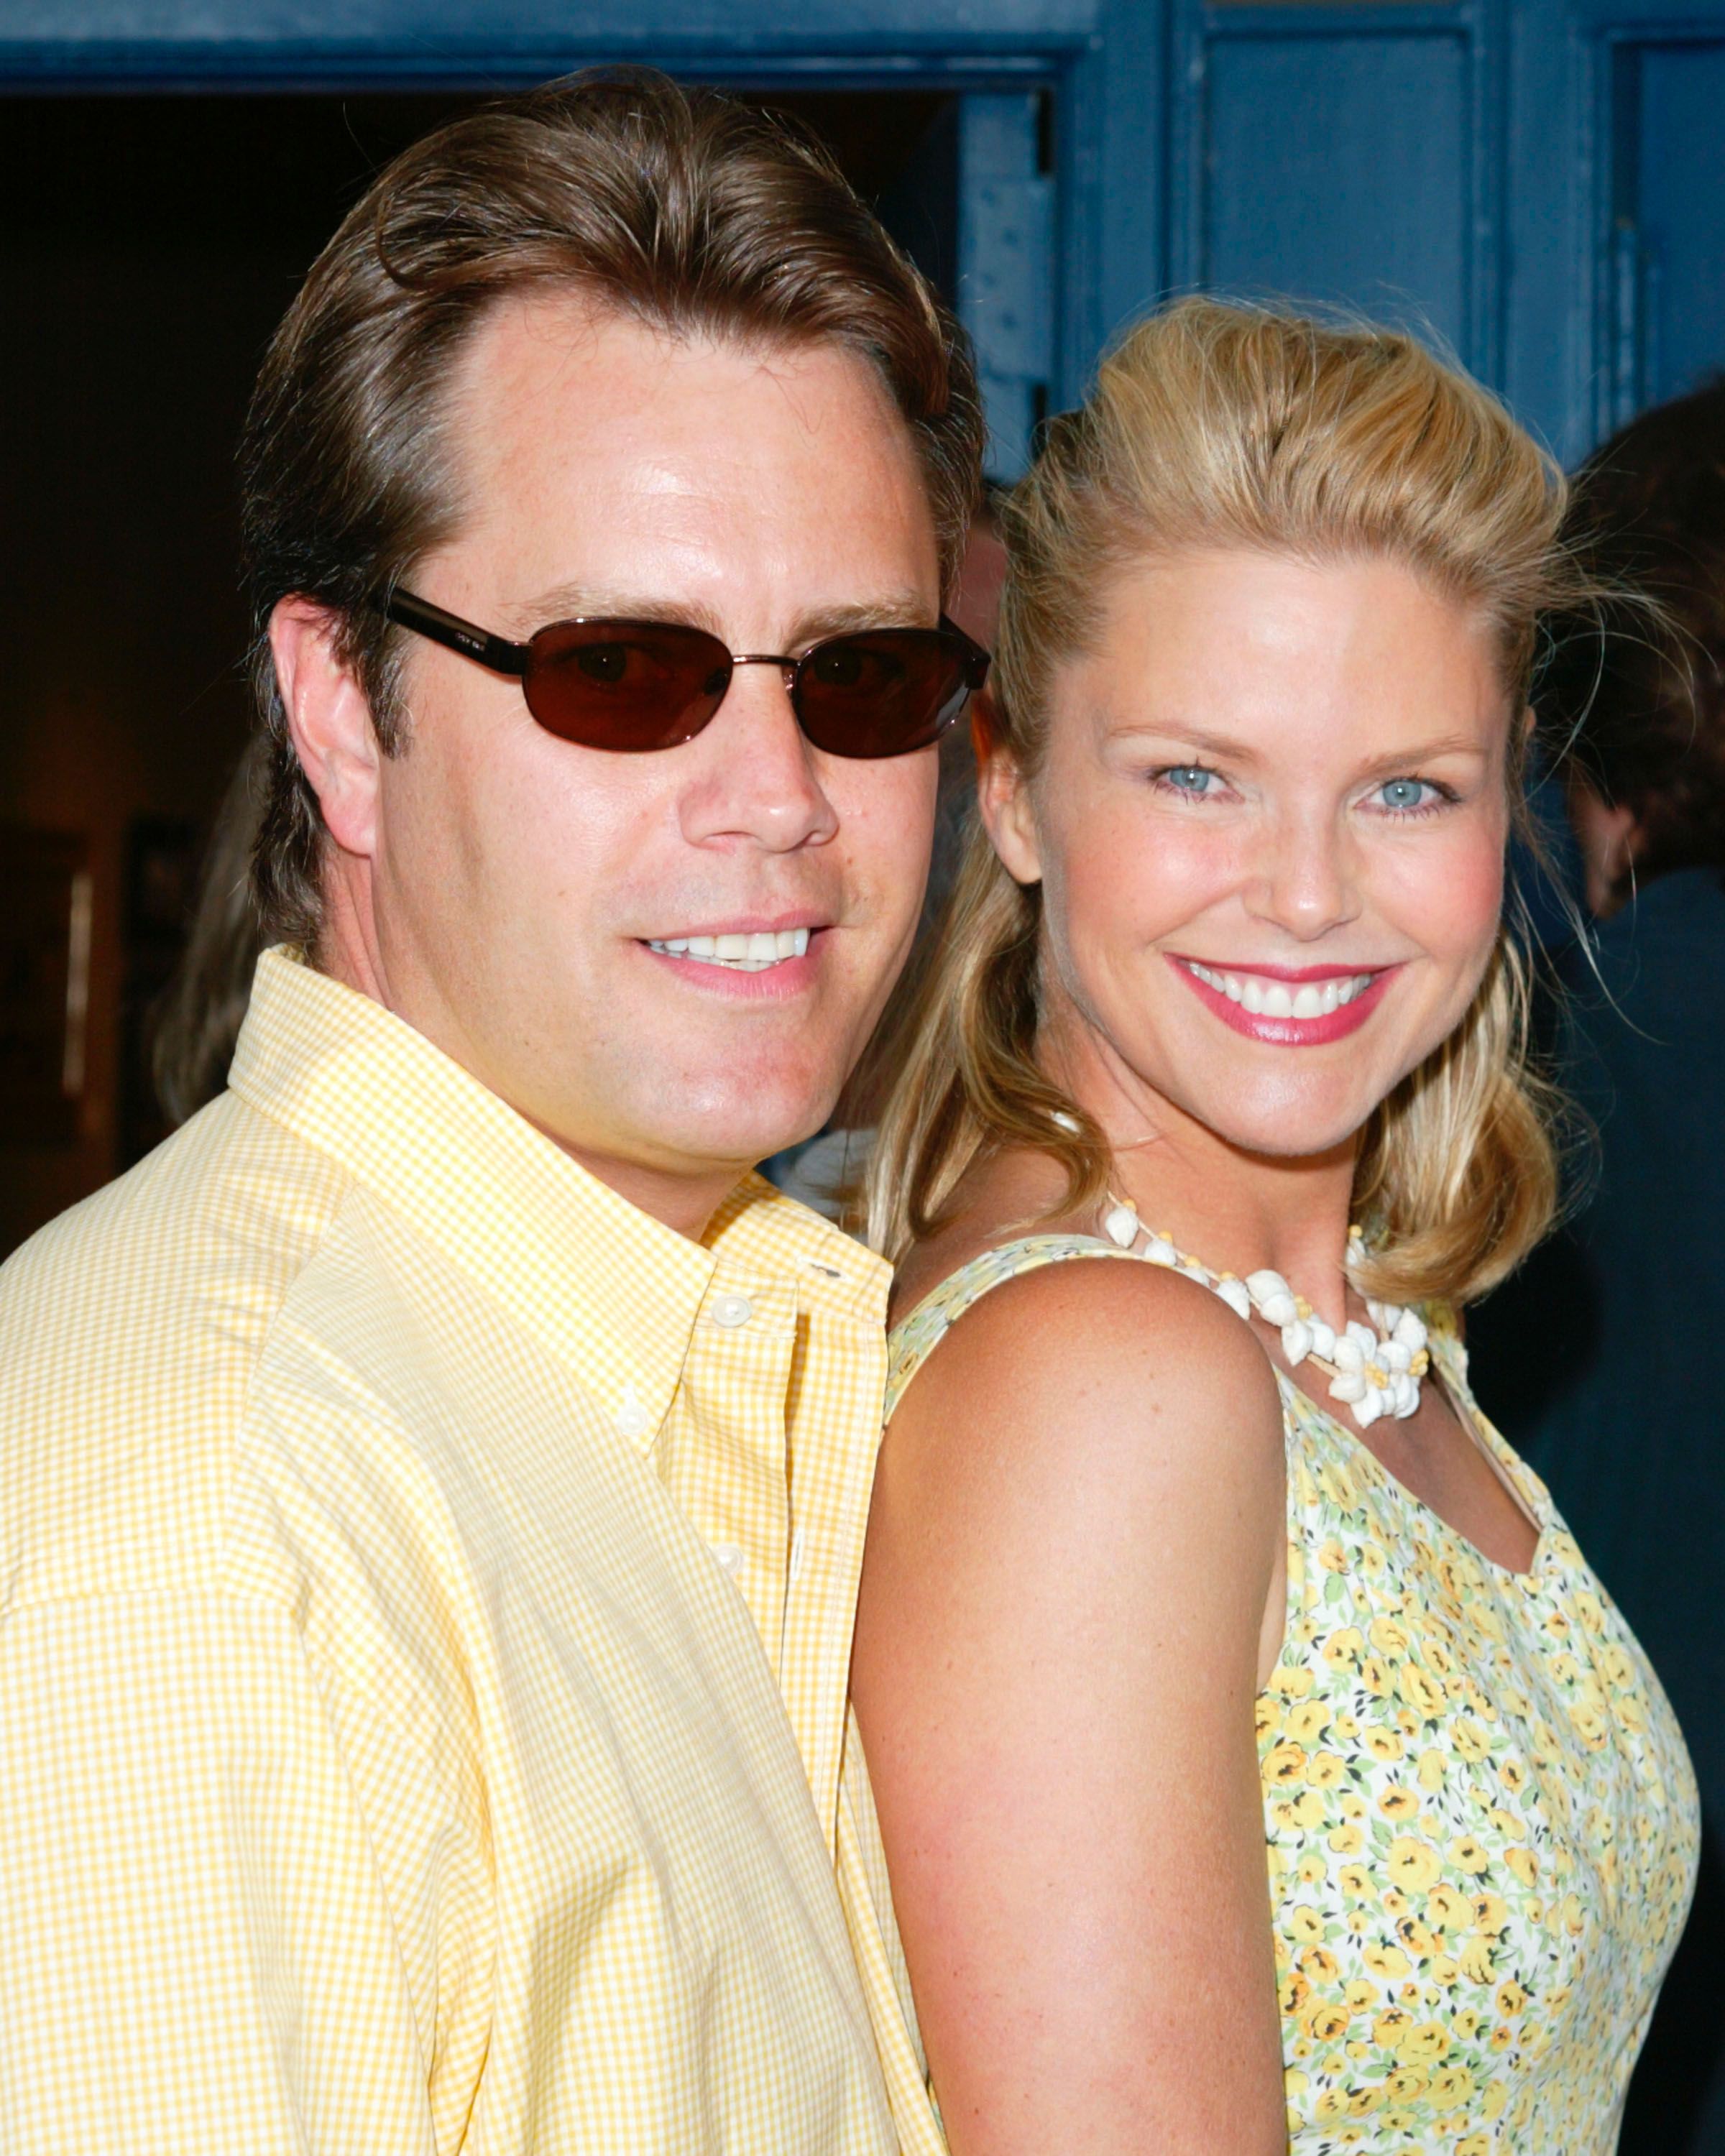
[865,297,1594,1305]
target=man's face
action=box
[356,295,944,1207]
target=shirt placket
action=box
[656,1263,797,1677]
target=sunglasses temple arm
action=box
[377,589,530,678]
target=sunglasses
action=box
[377,587,990,758]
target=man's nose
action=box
[1246,807,1363,940]
[676,661,840,854]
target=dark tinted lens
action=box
[523,621,732,750]
[794,630,978,758]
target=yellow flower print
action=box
[1291,1789,1327,1829]
[1344,1978,1376,2009]
[1307,1749,1347,1789]
[1549,1651,1581,1687]
[1363,1726,1404,1764]
[1319,1537,1349,1574]
[1398,1663,1446,1719]
[1299,1945,1340,1982]
[1430,1952,1459,1984]
[1385,2065,1430,2102]
[1368,1616,1410,1657]
[1378,1784,1420,1821]
[1265,1741,1307,1786]
[1471,1892,1509,1936]
[1430,2064,1474,2104]
[1402,2022,1448,2064]
[1426,1884,1467,1932]
[1333,1710,1360,1741]
[1372,2006,1412,2050]
[1458,1938,1496,1984]
[1305,2003,1351,2043]
[1297,1852,1326,1886]
[1617,1690,1650,1733]
[1279,1972,1310,2017]
[1340,1791,1367,1822]
[1386,1836,1443,1893]
[1338,1864,1371,1900]
[1447,1834,1490,1874]
[1417,1747,1447,1792]
[1363,1943,1411,1981]
[1489,2022,1514,2051]
[1380,1887,1409,1919]
[1254,1695,1282,1742]
[1496,1979,1528,2018]
[1327,1820,1363,1857]
[1285,1699,1332,1744]
[1453,2008,1482,2042]
[1360,1541,1387,1580]
[1361,1654,1392,1697]
[1397,1915,1438,1959]
[1267,1660,1316,1699]
[1314,2086,1349,2125]
[1456,2137,1493,2156]
[1499,1754,1527,1795]
[1288,1904,1325,1945]
[1452,1716,1489,1762]
[1569,1697,1610,1749]
[1572,1588,1605,1634]
[1503,1846,1539,1889]
[1322,1626,1365,1668]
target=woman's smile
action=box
[1169,955,1401,1046]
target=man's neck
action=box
[313,872,751,1248]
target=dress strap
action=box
[885,1233,1138,1423]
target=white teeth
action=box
[1186,961,1377,1018]
[646,926,814,971]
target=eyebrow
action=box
[507,583,936,649]
[1108,718,1491,774]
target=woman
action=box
[847,300,1699,2154]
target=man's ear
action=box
[269,599,381,860]
[976,727,1042,888]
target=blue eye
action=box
[1162,765,1217,796]
[1376,778,1436,813]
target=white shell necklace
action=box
[1100,1197,1430,1429]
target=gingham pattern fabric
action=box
[0,946,939,2155]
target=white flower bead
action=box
[1259,1291,1300,1328]
[1306,1319,1337,1362]
[1143,1235,1179,1267]
[1214,1277,1253,1321]
[1329,1368,1368,1404]
[1245,1268,1291,1305]
[1379,1339,1413,1374]
[1394,1373,1420,1418]
[1354,1388,1385,1428]
[1345,1320,1379,1358]
[1103,1203,1140,1250]
[1331,1335,1366,1374]
[1394,1309,1428,1354]
[1281,1319,1314,1365]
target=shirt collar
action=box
[229,948,888,1447]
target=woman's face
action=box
[983,549,1514,1162]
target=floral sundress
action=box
[885,1235,1700,2154]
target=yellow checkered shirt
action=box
[0,948,941,2155]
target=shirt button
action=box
[710,1293,754,1330]
[709,1542,746,1577]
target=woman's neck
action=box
[1044,1031,1363,1332]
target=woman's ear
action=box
[976,723,1043,887]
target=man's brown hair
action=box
[239,68,985,946]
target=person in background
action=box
[0,71,986,2153]
[850,299,1698,2155]
[1469,377,1725,2156]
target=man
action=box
[0,73,983,2152]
